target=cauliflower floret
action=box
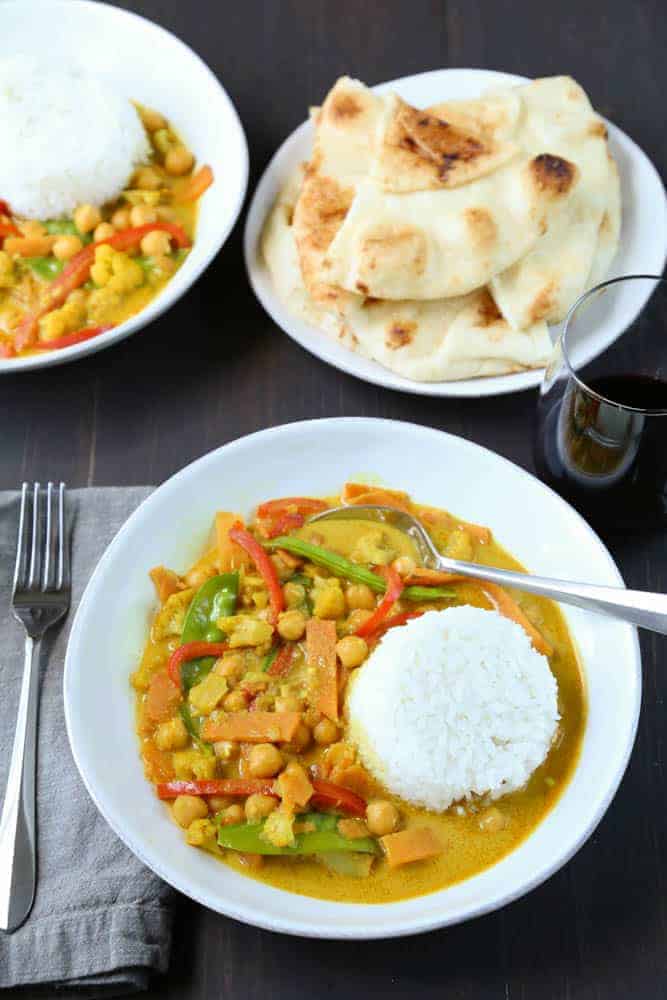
[151,588,194,640]
[312,578,345,620]
[186,818,217,849]
[217,615,273,648]
[261,805,296,848]
[90,244,144,293]
[173,749,217,781]
[351,529,396,566]
[154,716,189,751]
[39,292,87,342]
[188,673,228,716]
[0,251,14,288]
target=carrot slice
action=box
[405,567,463,587]
[202,710,301,743]
[476,581,553,657]
[215,512,252,572]
[419,506,491,544]
[255,497,328,539]
[307,619,338,722]
[381,827,443,868]
[145,670,181,723]
[342,482,412,513]
[173,164,214,203]
[149,566,184,603]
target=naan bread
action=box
[489,77,620,328]
[263,174,552,382]
[292,78,383,307]
[322,153,578,300]
[369,94,519,192]
[426,91,522,141]
[587,151,621,287]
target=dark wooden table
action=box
[3,1,666,996]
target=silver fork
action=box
[0,483,71,933]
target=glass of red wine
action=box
[535,275,667,527]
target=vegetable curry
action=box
[0,104,213,358]
[131,485,586,903]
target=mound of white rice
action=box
[0,57,150,218]
[347,606,559,811]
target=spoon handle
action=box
[435,556,667,635]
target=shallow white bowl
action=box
[1,0,248,374]
[65,418,641,937]
[244,68,667,398]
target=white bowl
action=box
[1,0,248,374]
[64,418,641,938]
[244,68,667,398]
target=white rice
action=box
[347,606,559,811]
[0,57,150,219]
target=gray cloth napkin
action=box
[0,487,173,997]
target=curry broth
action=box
[133,494,586,905]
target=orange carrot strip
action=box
[173,164,214,203]
[215,512,252,572]
[307,619,338,722]
[145,670,181,723]
[202,710,301,743]
[405,567,463,587]
[149,565,184,603]
[476,581,553,657]
[342,482,412,513]
[381,828,443,868]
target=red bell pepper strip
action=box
[310,779,367,818]
[354,565,404,638]
[228,522,284,624]
[0,220,19,241]
[0,340,16,359]
[0,200,12,217]
[156,778,277,800]
[256,497,328,539]
[13,222,190,351]
[266,644,295,677]
[167,641,228,690]
[36,325,113,352]
[173,164,214,203]
[366,609,425,643]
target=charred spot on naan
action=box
[464,207,498,250]
[320,77,381,135]
[530,154,577,197]
[293,173,353,302]
[588,120,608,140]
[475,290,504,328]
[385,320,417,349]
[329,92,364,121]
[527,281,557,326]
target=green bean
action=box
[266,537,454,603]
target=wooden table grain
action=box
[2,1,666,996]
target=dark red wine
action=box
[535,374,667,524]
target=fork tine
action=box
[12,483,30,593]
[42,482,55,591]
[57,483,70,591]
[27,483,41,590]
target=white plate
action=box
[64,418,641,938]
[1,0,248,373]
[244,68,667,398]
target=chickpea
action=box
[303,706,322,729]
[277,608,306,642]
[287,721,311,752]
[275,694,302,713]
[220,804,244,825]
[248,743,284,778]
[313,717,338,746]
[214,652,245,684]
[336,635,368,669]
[165,145,195,175]
[223,689,248,712]
[140,230,172,257]
[208,795,231,812]
[134,166,162,190]
[283,581,306,608]
[245,793,277,822]
[74,203,102,234]
[93,222,115,242]
[129,203,158,227]
[111,207,131,229]
[392,555,416,578]
[366,800,400,836]
[346,609,374,633]
[52,235,83,262]
[345,583,376,611]
[139,106,167,132]
[172,794,208,828]
[155,716,189,751]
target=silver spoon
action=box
[309,504,667,636]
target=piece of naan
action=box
[322,152,578,300]
[263,175,552,382]
[489,77,620,328]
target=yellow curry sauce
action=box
[0,103,210,358]
[131,486,585,904]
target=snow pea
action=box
[215,812,378,856]
[179,703,213,755]
[179,573,239,690]
[24,257,64,282]
[261,647,280,673]
[44,219,92,243]
[266,537,454,602]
